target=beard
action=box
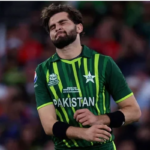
[51,26,77,49]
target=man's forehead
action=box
[49,12,69,25]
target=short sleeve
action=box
[105,56,133,103]
[34,65,53,109]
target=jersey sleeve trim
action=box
[116,92,133,103]
[37,102,53,110]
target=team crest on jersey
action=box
[83,71,95,83]
[34,72,38,84]
[48,73,59,86]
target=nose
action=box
[55,24,62,32]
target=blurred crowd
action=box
[0,1,150,150]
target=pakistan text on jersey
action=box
[53,97,95,107]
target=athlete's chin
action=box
[54,37,68,44]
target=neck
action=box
[56,38,82,59]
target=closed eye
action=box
[49,25,55,31]
[49,19,68,31]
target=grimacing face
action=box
[48,12,80,49]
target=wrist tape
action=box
[52,121,70,139]
[106,111,125,128]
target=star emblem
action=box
[83,72,95,83]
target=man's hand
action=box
[81,125,111,142]
[74,109,110,126]
[74,109,99,126]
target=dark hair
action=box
[41,3,83,35]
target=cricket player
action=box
[34,3,141,150]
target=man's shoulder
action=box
[87,46,110,60]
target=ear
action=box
[76,23,83,34]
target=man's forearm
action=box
[97,115,110,125]
[66,125,112,142]
[45,120,85,140]
[45,120,112,142]
[96,106,141,126]
[117,95,141,126]
[119,106,141,125]
[66,126,86,139]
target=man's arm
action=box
[38,104,111,142]
[98,56,141,126]
[96,95,141,126]
[74,95,141,126]
[38,104,57,135]
[116,95,141,125]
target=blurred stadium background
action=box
[0,1,150,150]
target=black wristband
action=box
[106,111,125,128]
[52,121,70,139]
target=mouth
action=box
[56,32,66,39]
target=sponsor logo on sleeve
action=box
[34,71,38,84]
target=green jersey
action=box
[34,45,133,149]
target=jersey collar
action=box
[51,45,92,62]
